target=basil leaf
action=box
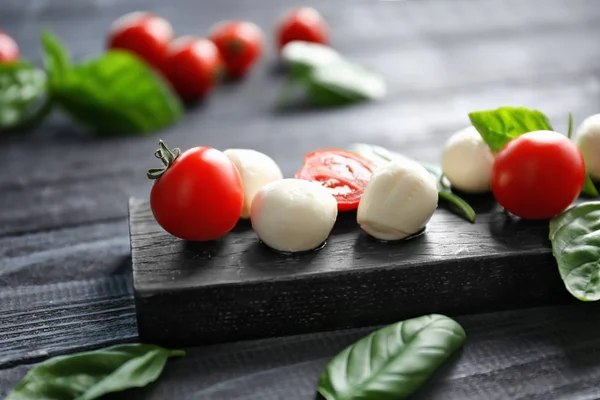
[306,60,386,107]
[437,183,477,223]
[347,143,476,222]
[277,42,385,108]
[52,50,183,135]
[318,314,466,400]
[468,106,553,152]
[0,61,47,129]
[549,201,600,301]
[6,343,185,400]
[582,175,599,197]
[41,30,71,86]
[280,41,342,79]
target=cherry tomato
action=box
[164,36,223,102]
[295,149,377,211]
[275,7,329,52]
[107,12,173,73]
[0,30,19,63]
[491,130,586,220]
[149,141,244,241]
[209,21,264,79]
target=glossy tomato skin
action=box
[107,12,173,72]
[491,130,586,220]
[0,30,19,63]
[295,149,376,212]
[276,7,329,52]
[150,146,244,241]
[164,37,223,102]
[209,21,264,79]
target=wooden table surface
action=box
[2,0,600,398]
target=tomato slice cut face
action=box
[295,149,377,211]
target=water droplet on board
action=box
[259,240,327,256]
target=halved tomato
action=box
[295,149,377,211]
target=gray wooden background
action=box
[2,0,600,398]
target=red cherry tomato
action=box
[209,21,264,79]
[0,30,19,63]
[149,141,244,241]
[295,149,377,211]
[491,130,586,220]
[107,12,173,73]
[164,37,223,102]
[275,7,329,52]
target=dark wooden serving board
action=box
[129,196,575,347]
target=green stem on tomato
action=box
[147,140,181,180]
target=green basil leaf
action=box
[52,50,183,135]
[6,343,185,400]
[280,41,342,79]
[318,314,466,400]
[549,201,600,301]
[582,174,599,197]
[41,30,71,86]
[437,186,477,223]
[347,143,476,222]
[306,60,386,107]
[0,61,47,129]
[468,106,553,152]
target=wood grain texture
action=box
[130,197,576,346]
[4,302,600,400]
[0,220,130,288]
[0,274,137,368]
[2,0,600,399]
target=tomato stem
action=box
[227,39,244,54]
[147,140,181,180]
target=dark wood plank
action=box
[0,274,136,368]
[4,302,600,400]
[130,197,576,347]
[0,220,130,288]
[2,0,600,399]
[0,221,136,366]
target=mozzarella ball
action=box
[250,179,338,253]
[574,113,600,181]
[357,160,438,241]
[441,126,494,193]
[224,149,284,219]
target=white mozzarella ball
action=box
[250,178,338,253]
[574,114,600,181]
[357,160,438,241]
[224,149,284,219]
[441,126,494,193]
